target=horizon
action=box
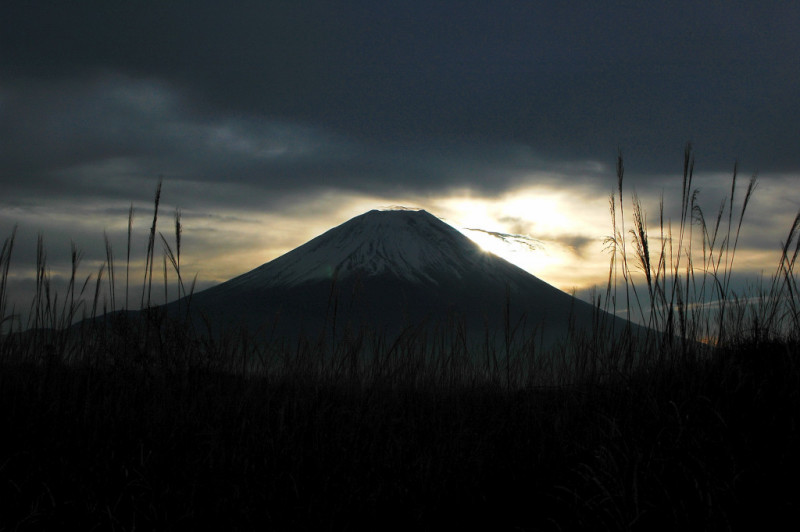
[2,2,799,322]
[1,185,792,329]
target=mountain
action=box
[179,208,621,346]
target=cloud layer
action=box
[2,1,799,319]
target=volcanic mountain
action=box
[181,209,619,345]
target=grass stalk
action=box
[104,231,115,313]
[0,226,17,331]
[141,178,162,310]
[125,203,134,311]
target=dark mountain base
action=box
[2,340,798,531]
[179,272,631,355]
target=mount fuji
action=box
[180,208,620,345]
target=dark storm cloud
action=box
[0,74,602,211]
[3,0,799,199]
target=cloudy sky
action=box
[2,1,799,319]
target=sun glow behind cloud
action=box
[429,186,613,291]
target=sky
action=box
[1,1,799,322]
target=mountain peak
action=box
[225,208,493,289]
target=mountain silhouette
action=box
[178,208,626,347]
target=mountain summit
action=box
[183,209,616,344]
[225,209,525,288]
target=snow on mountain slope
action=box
[223,209,511,289]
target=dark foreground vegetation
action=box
[2,147,799,530]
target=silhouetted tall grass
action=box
[1,148,798,530]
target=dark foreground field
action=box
[1,329,798,531]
